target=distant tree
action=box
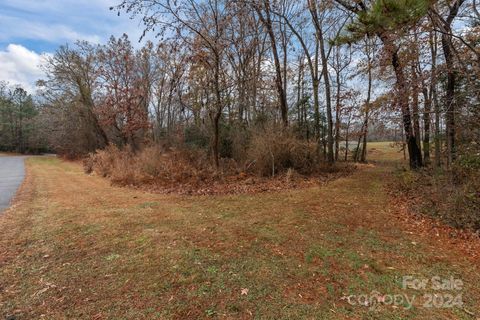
[97,34,150,149]
[0,84,40,153]
[39,42,109,156]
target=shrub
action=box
[247,128,319,176]
[83,144,121,177]
[219,124,234,159]
[456,153,480,171]
[184,125,209,149]
[84,128,356,195]
[220,123,250,161]
[85,144,217,188]
[395,165,480,232]
[394,168,419,192]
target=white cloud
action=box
[0,15,102,44]
[0,0,154,94]
[0,1,149,49]
[0,44,48,93]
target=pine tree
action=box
[336,0,432,168]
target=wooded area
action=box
[0,0,478,172]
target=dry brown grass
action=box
[0,145,479,319]
[85,144,217,186]
[84,144,353,196]
[247,130,319,176]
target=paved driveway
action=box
[0,156,25,212]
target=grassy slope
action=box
[0,142,479,319]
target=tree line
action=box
[0,83,48,153]
[2,0,479,171]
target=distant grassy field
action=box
[0,152,17,157]
[365,141,407,162]
[0,144,478,319]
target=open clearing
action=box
[0,142,479,319]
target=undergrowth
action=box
[83,133,354,195]
[394,154,480,232]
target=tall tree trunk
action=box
[431,31,441,168]
[360,49,373,163]
[302,77,309,140]
[442,34,456,167]
[313,39,320,141]
[78,82,109,148]
[319,29,334,163]
[296,56,303,127]
[383,36,422,169]
[411,65,422,156]
[334,64,341,161]
[213,111,221,168]
[308,1,334,163]
[421,86,431,164]
[256,0,288,126]
[281,22,288,124]
[344,118,351,161]
[213,53,222,169]
[354,122,364,162]
[437,0,465,166]
[360,114,369,162]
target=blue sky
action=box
[0,0,147,92]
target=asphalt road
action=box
[0,156,25,212]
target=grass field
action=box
[1,142,479,319]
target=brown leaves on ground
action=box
[130,168,355,196]
[389,186,480,261]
